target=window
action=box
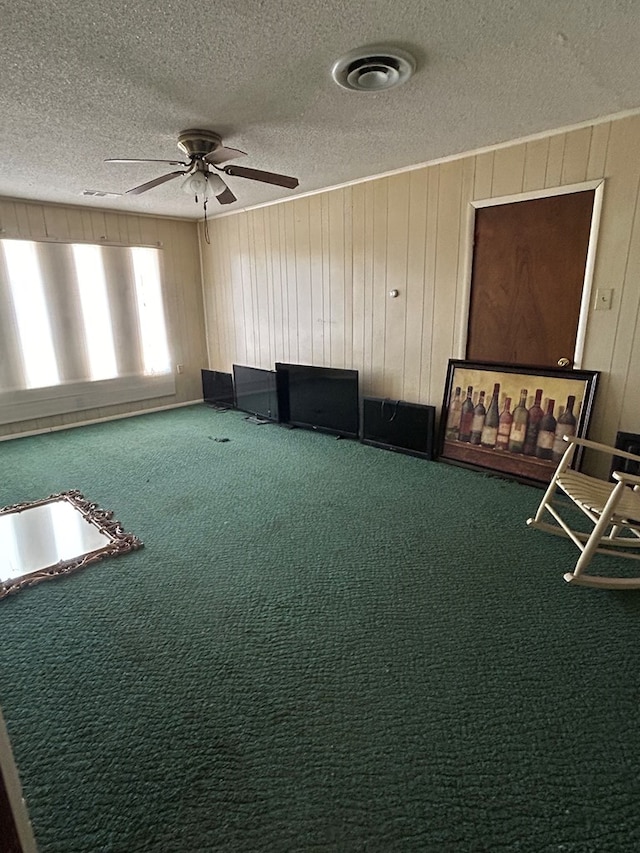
[0,239,174,424]
[3,240,60,389]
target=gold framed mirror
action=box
[0,490,142,600]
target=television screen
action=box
[275,363,359,438]
[233,364,279,422]
[201,369,234,409]
[361,397,435,459]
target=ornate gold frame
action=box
[0,490,143,600]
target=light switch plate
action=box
[594,288,613,311]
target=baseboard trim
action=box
[0,399,204,442]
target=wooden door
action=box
[466,191,595,367]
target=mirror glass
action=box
[0,491,142,599]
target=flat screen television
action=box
[275,363,359,438]
[201,369,234,409]
[361,396,435,459]
[232,364,279,423]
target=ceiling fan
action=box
[105,129,299,206]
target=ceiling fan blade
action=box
[215,186,237,205]
[222,165,299,189]
[125,171,186,195]
[106,157,188,166]
[205,146,247,165]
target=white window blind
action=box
[0,240,175,425]
[131,247,171,376]
[71,243,118,381]
[2,240,60,389]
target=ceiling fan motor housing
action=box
[331,46,416,91]
[177,129,222,159]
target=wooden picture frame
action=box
[438,360,599,485]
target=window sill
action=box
[0,374,176,425]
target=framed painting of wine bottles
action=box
[438,360,599,485]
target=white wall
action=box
[200,114,640,453]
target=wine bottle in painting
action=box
[470,391,486,445]
[535,399,556,460]
[495,397,513,451]
[480,383,500,448]
[552,395,577,461]
[523,389,544,456]
[508,389,529,454]
[445,386,462,440]
[458,386,474,442]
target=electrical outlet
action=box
[594,288,613,311]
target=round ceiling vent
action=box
[331,46,416,92]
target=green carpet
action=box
[1,405,640,852]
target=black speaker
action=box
[361,397,435,460]
[610,431,640,480]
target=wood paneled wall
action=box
[201,114,640,450]
[0,199,206,438]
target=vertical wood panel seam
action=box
[450,165,465,356]
[606,168,640,406]
[424,168,438,402]
[546,133,567,186]
[401,175,414,398]
[250,213,259,362]
[454,157,477,359]
[266,211,275,365]
[308,200,314,363]
[293,206,301,362]
[586,121,611,179]
[236,216,250,363]
[344,189,350,368]
[324,196,330,365]
[542,138,552,187]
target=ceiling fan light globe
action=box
[207,173,227,195]
[182,172,208,197]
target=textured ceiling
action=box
[1,0,639,220]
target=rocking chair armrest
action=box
[612,470,640,487]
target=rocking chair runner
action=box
[526,435,640,588]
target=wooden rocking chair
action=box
[526,435,640,588]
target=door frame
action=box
[0,706,37,853]
[458,179,605,369]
